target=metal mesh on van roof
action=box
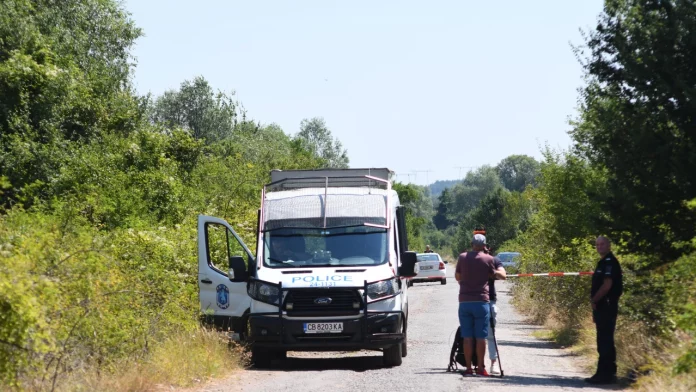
[262,187,388,231]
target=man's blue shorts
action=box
[458,301,490,339]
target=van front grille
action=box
[284,289,362,317]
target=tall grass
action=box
[45,329,242,392]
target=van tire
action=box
[401,322,408,357]
[383,344,403,367]
[251,347,272,368]
[441,278,447,285]
[234,313,250,341]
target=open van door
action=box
[198,215,255,331]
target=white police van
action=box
[197,168,418,368]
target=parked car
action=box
[496,252,521,269]
[410,253,447,286]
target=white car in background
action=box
[496,252,521,269]
[409,253,447,286]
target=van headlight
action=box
[366,278,399,301]
[247,280,281,306]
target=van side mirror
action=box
[399,251,418,277]
[396,207,409,253]
[228,256,248,282]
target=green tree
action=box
[497,151,607,330]
[535,150,607,242]
[445,166,503,224]
[0,0,143,206]
[429,180,460,197]
[295,117,349,168]
[458,188,532,252]
[149,76,238,143]
[496,154,540,192]
[393,182,432,251]
[571,0,696,262]
[433,188,455,230]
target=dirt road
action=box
[196,269,617,391]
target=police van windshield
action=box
[263,225,388,268]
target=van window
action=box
[206,223,248,272]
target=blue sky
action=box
[124,0,604,185]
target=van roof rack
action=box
[270,168,393,182]
[267,168,394,192]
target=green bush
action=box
[0,206,198,386]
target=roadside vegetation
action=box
[0,0,348,390]
[507,1,696,388]
[409,1,696,389]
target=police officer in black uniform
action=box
[586,236,623,384]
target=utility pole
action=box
[453,166,476,179]
[412,170,433,186]
[396,172,414,183]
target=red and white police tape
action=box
[507,271,594,277]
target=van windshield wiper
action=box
[305,263,341,267]
[267,257,295,265]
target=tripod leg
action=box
[488,302,504,376]
[492,327,503,377]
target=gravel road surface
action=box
[195,269,621,391]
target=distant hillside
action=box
[429,180,460,197]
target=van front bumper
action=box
[248,312,403,351]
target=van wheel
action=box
[234,313,250,341]
[383,344,403,367]
[401,322,408,358]
[441,278,447,285]
[251,347,272,368]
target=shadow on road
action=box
[496,320,538,326]
[478,374,627,390]
[511,326,544,331]
[413,369,627,389]
[247,355,385,373]
[536,352,578,358]
[496,340,558,349]
[413,368,465,376]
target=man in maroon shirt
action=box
[455,234,501,376]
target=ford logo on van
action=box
[314,297,332,305]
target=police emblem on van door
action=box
[216,284,229,309]
[314,297,332,305]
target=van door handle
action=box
[201,278,213,284]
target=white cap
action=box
[472,234,486,246]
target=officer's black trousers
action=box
[593,301,618,376]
